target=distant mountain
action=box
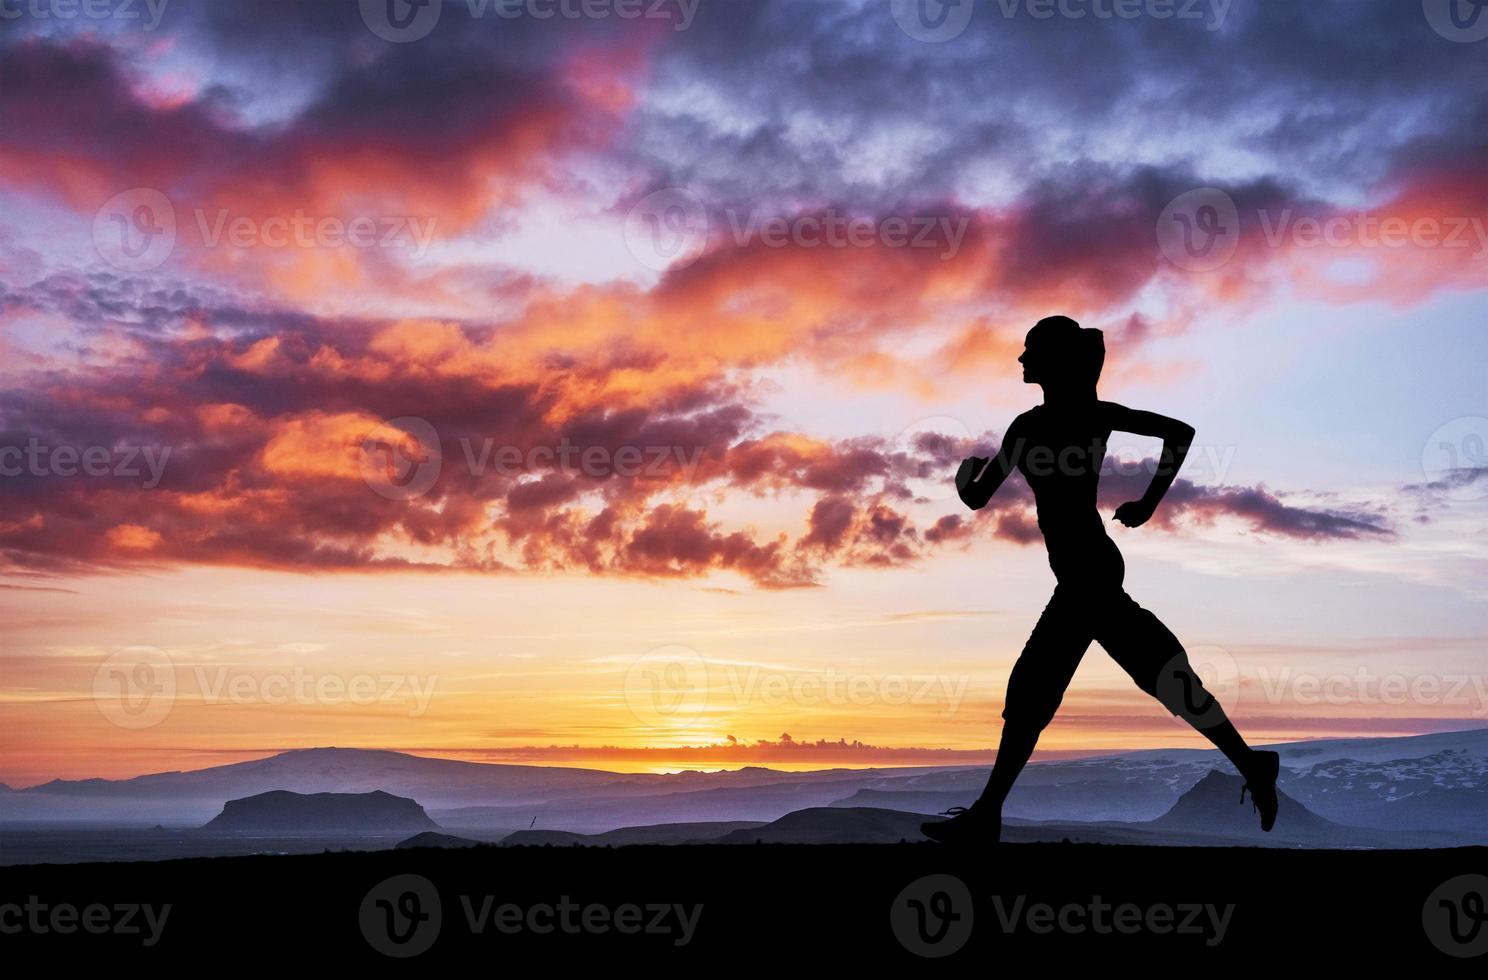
[717,771,1452,849]
[2,746,963,826]
[395,831,483,850]
[1110,727,1488,767]
[480,772,1456,851]
[1278,749,1488,837]
[828,788,973,813]
[714,807,932,845]
[1145,770,1341,841]
[502,820,768,847]
[828,778,1179,821]
[203,790,438,836]
[19,748,639,810]
[868,728,1488,837]
[1003,770,1464,849]
[431,774,963,835]
[5,729,1485,849]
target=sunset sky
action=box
[2,0,1486,785]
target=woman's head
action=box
[1019,315,1105,392]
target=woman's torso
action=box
[1014,403,1123,589]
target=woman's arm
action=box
[1103,402,1195,528]
[956,416,1024,511]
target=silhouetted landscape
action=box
[5,838,1480,966]
[3,729,1484,866]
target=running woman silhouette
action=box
[923,315,1280,846]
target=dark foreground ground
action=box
[3,842,1486,967]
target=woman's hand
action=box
[956,456,987,491]
[956,456,994,510]
[1113,499,1156,528]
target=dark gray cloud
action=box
[613,0,1488,208]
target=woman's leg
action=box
[1094,592,1255,767]
[1095,592,1280,828]
[976,585,1094,811]
[925,586,1094,844]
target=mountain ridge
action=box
[202,789,439,836]
[5,729,1484,844]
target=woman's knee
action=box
[1151,655,1218,722]
[1001,699,1060,734]
[1001,670,1065,732]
